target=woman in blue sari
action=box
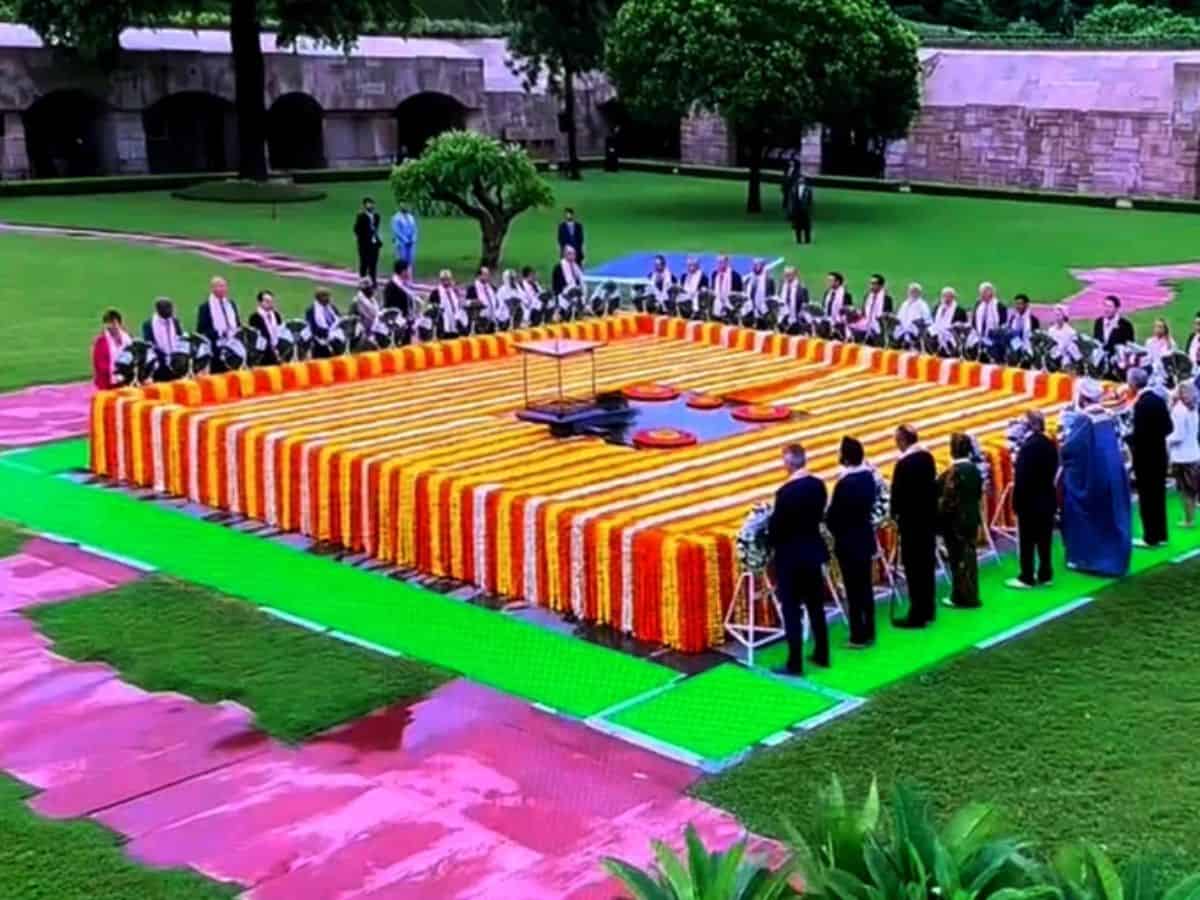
[1059,379,1132,577]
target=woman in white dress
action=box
[1047,304,1078,364]
[1145,318,1176,365]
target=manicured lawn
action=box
[694,557,1200,874]
[0,233,326,392]
[28,577,453,743]
[0,774,235,899]
[0,519,27,557]
[7,171,1200,390]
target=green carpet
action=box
[757,498,1200,695]
[606,664,837,762]
[0,444,676,718]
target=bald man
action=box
[196,276,241,373]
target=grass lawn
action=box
[28,576,453,743]
[694,557,1200,874]
[0,774,235,899]
[7,171,1200,390]
[0,519,27,557]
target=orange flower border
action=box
[632,427,700,449]
[731,404,792,423]
[623,383,680,401]
[685,394,725,410]
[89,315,1076,653]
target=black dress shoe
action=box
[809,655,831,668]
[772,665,804,678]
[893,618,927,630]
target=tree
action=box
[15,0,415,181]
[606,0,921,213]
[504,0,616,180]
[391,131,554,269]
[1076,0,1200,36]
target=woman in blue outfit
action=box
[1059,379,1132,577]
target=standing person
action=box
[353,196,383,286]
[1059,379,1132,576]
[557,207,585,264]
[248,290,285,365]
[1169,381,1200,529]
[788,173,814,244]
[1007,410,1059,589]
[390,204,418,275]
[91,308,132,389]
[1127,367,1173,548]
[1186,311,1200,367]
[825,437,878,648]
[937,433,983,610]
[767,443,830,674]
[891,425,939,628]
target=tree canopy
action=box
[15,0,416,179]
[606,0,921,210]
[503,0,617,180]
[390,130,554,269]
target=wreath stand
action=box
[723,569,785,669]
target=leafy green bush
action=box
[171,180,327,203]
[1076,2,1200,39]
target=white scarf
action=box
[862,290,886,329]
[208,294,236,338]
[1011,309,1033,336]
[1189,333,1200,364]
[682,269,703,296]
[974,299,999,335]
[714,269,733,300]
[748,272,769,314]
[897,297,929,330]
[258,306,280,345]
[825,287,846,319]
[780,279,801,319]
[151,315,176,354]
[1147,335,1174,361]
[314,301,338,331]
[521,279,540,311]
[1101,315,1118,342]
[105,328,131,376]
[438,285,463,331]
[933,301,958,331]
[355,291,380,324]
[474,279,496,309]
[649,269,674,301]
[559,260,581,290]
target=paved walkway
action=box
[0,382,94,447]
[1042,261,1200,319]
[0,538,771,898]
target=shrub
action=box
[171,180,327,203]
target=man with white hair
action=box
[709,253,743,319]
[778,267,809,333]
[551,245,585,297]
[930,286,967,354]
[679,256,708,298]
[895,283,931,345]
[429,269,468,338]
[971,281,1008,361]
[196,276,241,373]
[745,258,775,327]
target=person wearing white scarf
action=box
[856,273,893,337]
[551,246,584,297]
[822,271,851,320]
[248,290,285,362]
[496,269,524,326]
[1145,318,1176,364]
[745,258,775,321]
[709,254,742,318]
[92,308,132,389]
[141,297,184,381]
[931,287,966,353]
[467,266,507,327]
[519,267,543,324]
[1047,305,1079,363]
[1187,313,1200,366]
[305,288,342,356]
[680,257,707,298]
[895,283,931,342]
[1007,293,1039,351]
[350,278,382,335]
[971,281,1007,340]
[429,269,467,337]
[777,267,809,331]
[196,276,241,373]
[647,255,676,303]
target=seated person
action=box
[1145,318,1176,365]
[196,276,241,373]
[466,266,505,331]
[143,297,185,381]
[855,273,893,342]
[350,277,382,337]
[92,307,131,390]
[551,246,585,297]
[646,254,676,307]
[971,281,1008,361]
[744,258,776,328]
[519,266,544,326]
[248,290,285,365]
[383,260,415,318]
[930,287,968,355]
[822,271,852,320]
[429,269,467,338]
[777,267,809,333]
[679,256,708,298]
[1047,304,1079,365]
[895,283,931,345]
[709,254,743,320]
[305,288,342,358]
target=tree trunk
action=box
[746,142,763,214]
[563,66,581,181]
[230,0,268,180]
[480,216,507,270]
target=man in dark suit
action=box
[825,437,878,648]
[557,207,585,264]
[1007,410,1059,588]
[1009,293,1041,341]
[1093,294,1135,353]
[143,297,185,382]
[788,175,814,244]
[383,259,415,317]
[195,276,241,374]
[890,424,939,628]
[822,271,852,320]
[305,288,342,359]
[1127,367,1173,548]
[767,443,830,674]
[744,258,776,328]
[247,290,285,366]
[353,196,383,286]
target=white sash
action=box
[825,288,845,319]
[1189,334,1200,365]
[749,273,769,314]
[974,300,999,335]
[682,270,703,296]
[862,290,886,330]
[106,329,131,376]
[781,280,800,319]
[208,295,236,338]
[152,316,176,354]
[521,280,540,312]
[438,285,463,331]
[258,307,280,345]
[316,302,338,331]
[898,298,929,331]
[560,261,581,290]
[649,270,674,301]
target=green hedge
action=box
[172,180,327,203]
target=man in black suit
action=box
[788,175,814,244]
[196,276,241,374]
[143,297,185,382]
[1009,293,1041,342]
[1093,294,1135,354]
[383,259,415,317]
[1007,410,1059,588]
[248,290,285,366]
[557,207,585,264]
[353,196,383,287]
[890,424,939,628]
[767,443,830,674]
[822,271,852,320]
[744,258,776,328]
[1127,367,1173,548]
[826,437,878,648]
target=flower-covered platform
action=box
[90,315,1075,652]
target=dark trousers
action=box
[358,244,380,285]
[1017,511,1054,584]
[1135,462,1169,546]
[838,550,875,644]
[899,525,936,625]
[775,563,828,673]
[792,214,811,244]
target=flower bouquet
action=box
[736,502,773,572]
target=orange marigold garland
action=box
[623,383,680,401]
[731,404,792,423]
[685,393,725,410]
[632,427,699,449]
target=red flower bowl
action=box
[632,427,699,449]
[731,404,792,423]
[686,394,725,410]
[623,383,680,402]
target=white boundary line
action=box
[974,597,1094,650]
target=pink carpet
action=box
[1034,261,1200,319]
[0,382,94,447]
[0,543,775,899]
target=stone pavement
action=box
[0,381,94,447]
[0,537,773,899]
